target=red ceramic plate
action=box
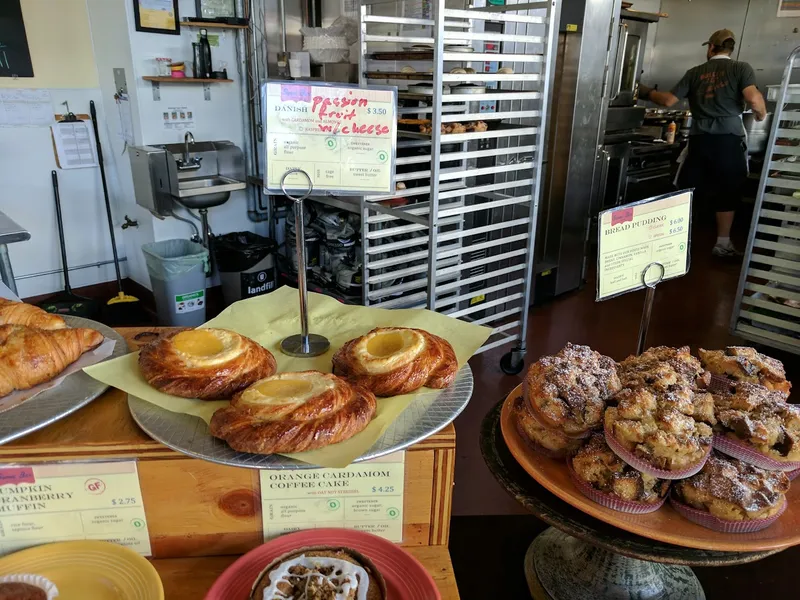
[501,384,800,552]
[204,528,440,600]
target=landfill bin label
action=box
[174,290,205,314]
[242,269,275,298]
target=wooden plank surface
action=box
[151,545,460,599]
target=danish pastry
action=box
[139,328,276,399]
[699,346,791,397]
[332,327,457,397]
[0,325,103,397]
[210,371,376,454]
[0,298,65,330]
[250,546,386,600]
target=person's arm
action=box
[739,62,766,121]
[640,85,680,107]
[742,85,766,121]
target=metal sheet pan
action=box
[128,365,473,470]
[0,316,127,445]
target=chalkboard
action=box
[0,0,34,78]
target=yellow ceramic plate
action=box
[0,541,163,600]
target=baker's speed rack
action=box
[357,0,560,373]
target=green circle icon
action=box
[679,242,686,251]
[386,507,399,519]
[326,137,337,150]
[377,150,388,162]
[131,518,145,529]
[327,499,341,511]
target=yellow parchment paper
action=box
[84,286,491,467]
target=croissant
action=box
[0,324,104,396]
[332,327,458,397]
[139,328,277,399]
[0,298,66,330]
[210,371,377,454]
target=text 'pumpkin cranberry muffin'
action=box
[524,343,621,438]
[671,453,789,533]
[569,433,669,514]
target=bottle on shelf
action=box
[199,28,213,79]
[665,121,677,144]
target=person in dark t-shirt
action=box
[639,29,767,258]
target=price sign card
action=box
[260,452,405,543]
[0,461,151,556]
[597,190,692,300]
[263,81,397,195]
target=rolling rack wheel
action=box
[500,347,525,375]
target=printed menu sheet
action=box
[0,462,151,556]
[597,191,692,300]
[263,82,397,195]
[260,452,405,543]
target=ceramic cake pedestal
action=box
[480,400,784,600]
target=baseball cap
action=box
[702,29,735,47]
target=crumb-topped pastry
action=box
[210,371,376,454]
[618,346,707,392]
[512,395,583,458]
[524,343,621,437]
[712,382,800,469]
[250,546,386,600]
[699,347,791,397]
[671,454,789,532]
[570,433,669,512]
[604,384,715,478]
[332,327,457,397]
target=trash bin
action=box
[214,232,277,306]
[142,239,209,327]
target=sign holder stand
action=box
[279,168,330,358]
[636,261,665,355]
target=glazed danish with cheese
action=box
[210,371,376,454]
[139,328,276,399]
[332,327,457,397]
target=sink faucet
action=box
[177,131,202,171]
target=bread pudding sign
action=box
[263,81,397,195]
[597,190,693,301]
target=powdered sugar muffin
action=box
[699,346,791,398]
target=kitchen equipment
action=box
[743,111,774,155]
[89,101,144,325]
[198,28,212,78]
[37,171,98,318]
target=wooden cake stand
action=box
[480,400,789,600]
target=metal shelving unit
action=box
[357,0,560,372]
[731,47,800,353]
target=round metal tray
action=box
[0,315,127,445]
[128,364,473,469]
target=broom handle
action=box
[51,170,72,293]
[90,100,123,290]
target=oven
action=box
[609,17,650,107]
[598,140,681,210]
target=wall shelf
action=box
[181,20,248,29]
[142,76,233,83]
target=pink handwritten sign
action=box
[0,467,35,486]
[611,207,634,226]
[281,85,311,103]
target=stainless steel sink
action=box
[175,175,246,208]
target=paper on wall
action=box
[0,89,53,127]
[162,106,194,131]
[51,120,99,169]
